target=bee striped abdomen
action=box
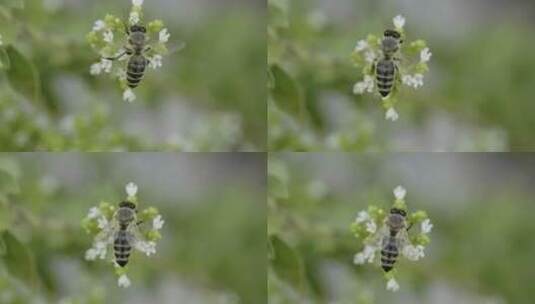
[381,236,399,272]
[376,59,395,97]
[114,230,132,267]
[126,55,147,88]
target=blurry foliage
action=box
[268,155,535,303]
[267,0,535,151]
[0,155,265,303]
[0,0,265,151]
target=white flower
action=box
[135,241,156,256]
[365,221,377,233]
[393,15,405,30]
[402,74,424,89]
[402,244,425,261]
[159,28,170,43]
[97,216,109,229]
[90,62,102,75]
[123,88,136,103]
[149,55,163,69]
[129,11,140,25]
[153,215,165,230]
[100,58,112,73]
[103,30,114,43]
[353,75,375,94]
[87,207,101,219]
[85,241,107,260]
[386,277,400,291]
[393,185,406,200]
[125,182,138,197]
[92,20,106,31]
[364,50,376,63]
[354,39,368,52]
[385,107,399,121]
[118,274,131,288]
[421,219,433,234]
[353,245,376,265]
[420,47,432,63]
[355,211,370,224]
[132,0,143,6]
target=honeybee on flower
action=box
[351,185,433,291]
[82,182,164,288]
[351,15,432,121]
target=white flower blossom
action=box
[135,241,156,256]
[365,220,377,233]
[118,274,131,288]
[364,50,376,64]
[354,39,368,52]
[92,20,106,32]
[386,277,400,291]
[85,241,107,261]
[393,186,406,200]
[159,28,170,43]
[402,74,424,89]
[125,182,138,197]
[353,245,376,265]
[129,11,140,25]
[421,218,433,234]
[132,0,143,6]
[123,88,136,103]
[420,47,432,63]
[355,211,370,224]
[353,75,375,94]
[385,107,399,121]
[87,207,101,219]
[97,216,109,229]
[402,244,425,261]
[153,215,165,230]
[100,58,112,73]
[393,15,405,30]
[90,62,102,75]
[149,55,163,69]
[103,30,114,43]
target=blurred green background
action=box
[0,153,266,303]
[268,0,535,151]
[268,153,535,303]
[0,0,265,151]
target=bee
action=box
[93,201,145,267]
[373,29,403,98]
[380,207,411,272]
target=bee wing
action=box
[396,228,412,252]
[366,224,389,248]
[125,221,149,252]
[166,41,186,55]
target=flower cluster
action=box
[82,182,165,288]
[351,15,432,121]
[86,0,171,102]
[350,185,433,291]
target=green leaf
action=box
[269,234,305,290]
[0,237,5,255]
[1,231,38,288]
[0,48,10,70]
[269,64,304,118]
[5,45,41,103]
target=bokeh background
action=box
[0,0,265,151]
[268,0,535,151]
[0,153,266,303]
[268,153,535,303]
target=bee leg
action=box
[136,220,143,226]
[103,51,127,61]
[406,222,413,231]
[124,22,130,35]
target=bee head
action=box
[390,208,406,217]
[130,24,146,33]
[119,201,137,210]
[382,29,402,54]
